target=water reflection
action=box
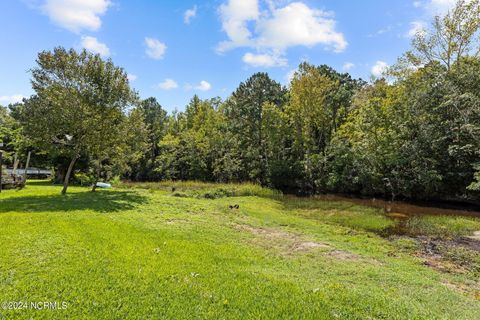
[312,194,480,218]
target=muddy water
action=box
[313,194,480,218]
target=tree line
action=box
[1,0,479,199]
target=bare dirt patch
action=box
[421,255,469,274]
[385,234,480,300]
[457,236,480,251]
[233,224,331,254]
[393,235,480,275]
[233,224,293,238]
[390,234,480,297]
[232,223,373,264]
[328,250,361,261]
[290,241,331,252]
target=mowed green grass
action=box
[0,181,479,319]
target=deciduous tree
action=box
[20,47,137,194]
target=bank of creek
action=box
[308,195,480,280]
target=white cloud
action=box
[195,80,211,91]
[41,0,111,33]
[0,94,25,105]
[184,5,197,24]
[242,52,287,67]
[256,3,347,52]
[217,0,259,52]
[371,61,389,77]
[158,79,178,90]
[342,62,355,71]
[406,21,427,38]
[127,74,137,82]
[81,36,110,57]
[420,0,469,15]
[217,0,347,66]
[145,37,167,60]
[426,0,457,14]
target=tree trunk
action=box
[24,151,31,180]
[61,156,78,195]
[91,165,101,192]
[55,164,67,184]
[91,181,98,192]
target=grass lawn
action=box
[0,181,479,319]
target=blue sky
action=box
[0,0,457,112]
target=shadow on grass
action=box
[0,190,147,213]
[25,180,55,186]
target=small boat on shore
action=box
[95,182,112,189]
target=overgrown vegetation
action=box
[119,180,281,199]
[402,215,480,238]
[0,182,479,319]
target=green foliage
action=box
[325,55,480,200]
[18,47,141,193]
[0,104,28,166]
[284,63,365,192]
[408,0,480,70]
[222,72,287,183]
[468,164,480,191]
[129,97,168,181]
[0,105,16,164]
[152,96,226,182]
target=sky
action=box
[0,0,459,112]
